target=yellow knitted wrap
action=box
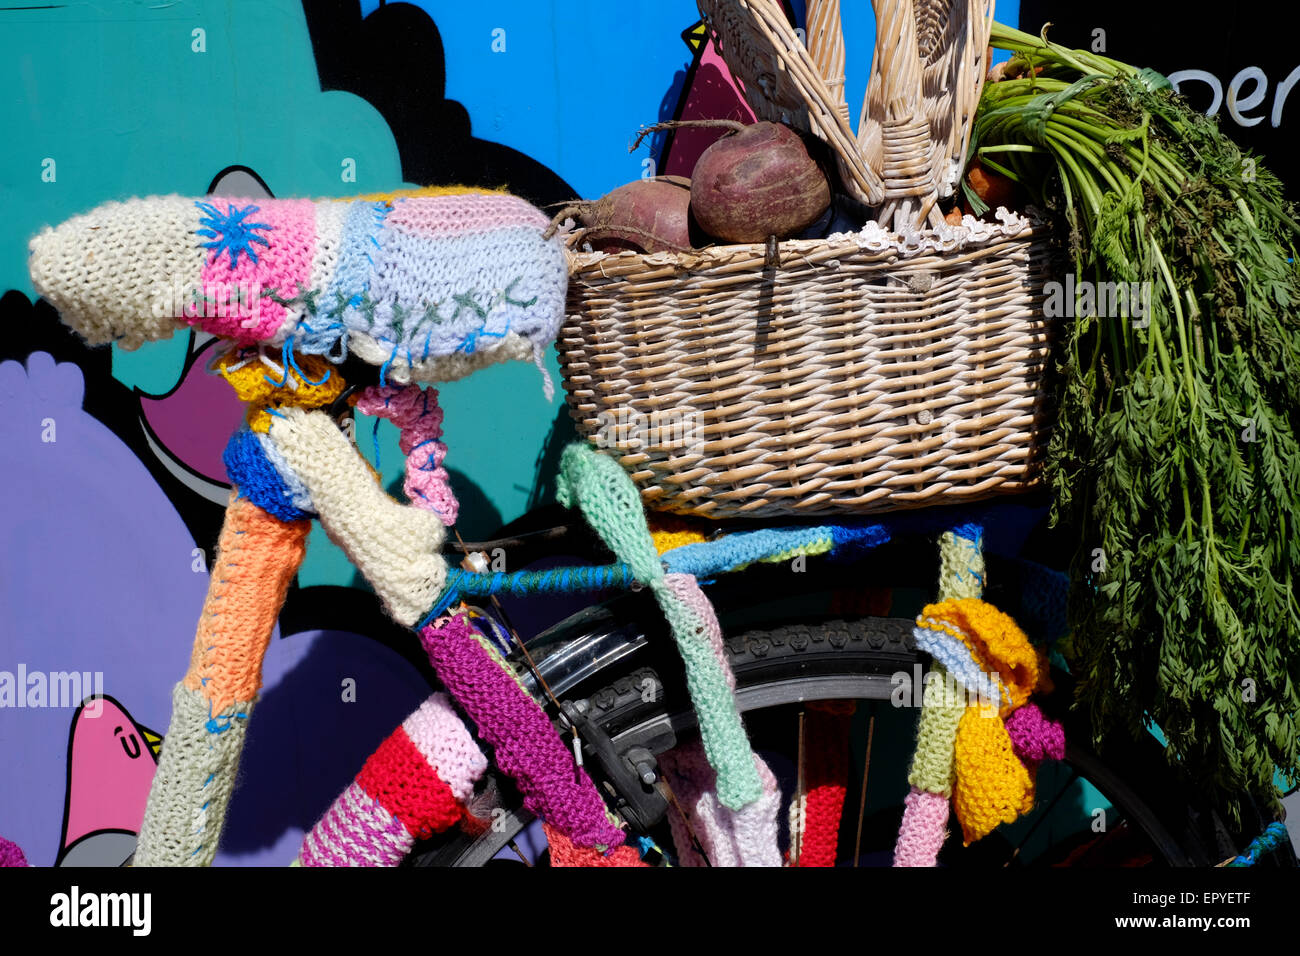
[917,597,1043,845]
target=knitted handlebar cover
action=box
[419,611,627,851]
[28,187,568,394]
[295,692,487,866]
[555,443,762,810]
[267,406,448,628]
[135,493,309,866]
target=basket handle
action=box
[858,0,996,232]
[805,0,850,125]
[697,0,884,206]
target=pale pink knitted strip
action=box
[659,738,782,867]
[893,787,950,867]
[401,692,487,803]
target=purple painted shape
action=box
[214,628,431,867]
[138,339,246,483]
[0,353,209,865]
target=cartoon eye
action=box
[114,725,142,760]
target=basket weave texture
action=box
[557,0,1059,519]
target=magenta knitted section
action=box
[0,836,28,867]
[419,614,625,849]
[1004,702,1065,768]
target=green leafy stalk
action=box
[973,22,1300,822]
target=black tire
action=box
[409,611,1270,868]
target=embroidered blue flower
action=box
[195,201,273,269]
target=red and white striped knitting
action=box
[296,692,486,866]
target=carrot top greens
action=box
[972,22,1300,821]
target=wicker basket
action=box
[556,0,1059,519]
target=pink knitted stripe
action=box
[385,193,548,238]
[299,781,410,867]
[662,573,735,691]
[195,197,315,343]
[400,692,486,803]
[893,786,950,867]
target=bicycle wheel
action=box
[408,589,1267,867]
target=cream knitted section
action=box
[268,407,447,626]
[134,683,252,867]
[28,196,203,349]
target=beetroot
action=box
[690,121,831,243]
[549,176,699,254]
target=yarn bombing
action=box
[297,692,486,866]
[894,527,987,867]
[27,187,568,396]
[555,442,763,810]
[135,495,310,866]
[911,598,1060,845]
[543,824,649,868]
[354,384,458,525]
[418,611,627,851]
[659,739,782,868]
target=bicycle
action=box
[29,188,1293,870]
[404,511,1292,868]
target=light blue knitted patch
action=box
[911,623,1010,708]
[662,524,890,578]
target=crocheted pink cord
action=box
[355,384,458,524]
[659,738,782,867]
[893,787,949,867]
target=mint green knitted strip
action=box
[557,443,762,808]
[906,529,986,794]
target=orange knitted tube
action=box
[181,492,310,713]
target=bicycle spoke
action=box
[662,778,713,867]
[1004,768,1080,866]
[852,706,876,867]
[507,840,534,867]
